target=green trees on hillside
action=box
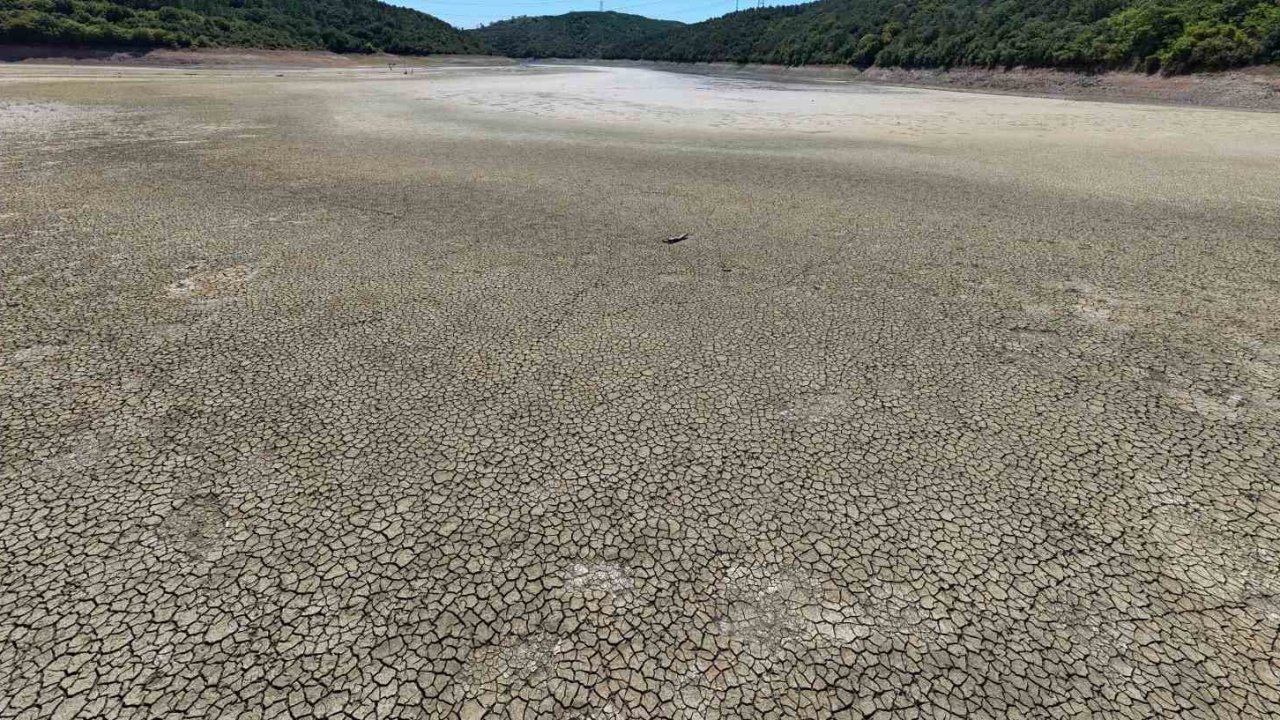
[475,12,682,59]
[5,0,1277,72]
[1062,0,1280,72]
[0,0,482,55]
[493,0,1280,74]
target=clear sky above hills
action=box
[398,0,807,29]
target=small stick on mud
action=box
[664,233,689,244]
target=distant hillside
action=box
[474,11,682,59]
[0,0,481,55]
[476,0,1280,75]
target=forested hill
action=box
[474,12,682,59]
[6,1,1277,73]
[0,0,482,55]
[476,0,1280,75]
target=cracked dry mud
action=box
[2,63,1279,719]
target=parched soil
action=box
[1,62,1279,719]
[558,58,1280,111]
[861,64,1280,110]
[7,44,1277,109]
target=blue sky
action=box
[396,0,808,30]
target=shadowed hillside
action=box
[1,0,481,55]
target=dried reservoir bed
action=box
[2,63,1279,719]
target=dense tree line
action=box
[476,0,1280,74]
[0,0,481,55]
[6,0,1276,73]
[474,11,681,59]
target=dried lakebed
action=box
[1,63,1279,719]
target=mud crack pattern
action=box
[2,65,1279,719]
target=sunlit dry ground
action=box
[2,63,1279,719]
